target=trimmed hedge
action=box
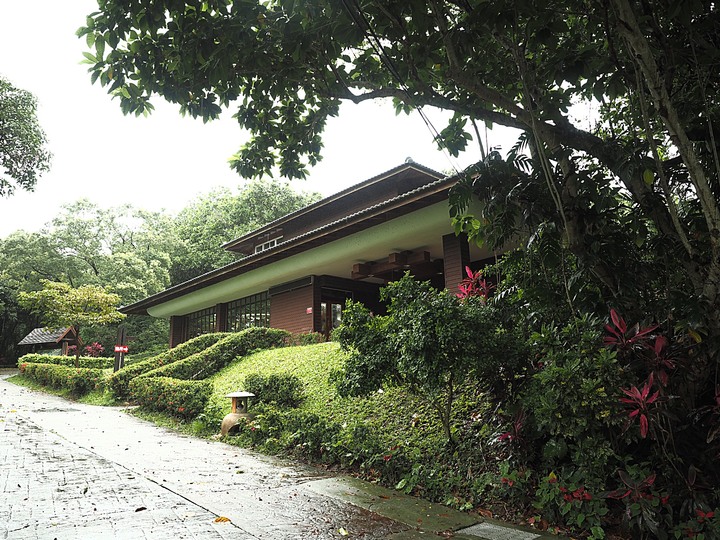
[128,376,212,420]
[108,333,227,399]
[18,353,113,369]
[130,327,290,419]
[139,328,290,382]
[19,362,106,396]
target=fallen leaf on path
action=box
[476,508,493,518]
[339,527,349,536]
[214,516,231,523]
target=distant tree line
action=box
[0,181,319,362]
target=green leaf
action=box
[643,168,654,186]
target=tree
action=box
[171,179,320,283]
[335,274,512,444]
[18,281,125,367]
[79,0,720,352]
[0,76,51,196]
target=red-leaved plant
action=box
[603,308,657,352]
[457,266,494,302]
[620,373,660,438]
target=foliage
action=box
[286,332,326,346]
[533,472,608,540]
[18,353,113,370]
[243,373,305,408]
[67,341,105,358]
[170,181,320,283]
[18,362,106,396]
[18,280,125,367]
[335,274,520,444]
[0,200,177,362]
[0,76,51,196]
[129,376,212,420]
[108,332,227,399]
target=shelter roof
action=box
[18,327,76,346]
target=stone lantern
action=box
[220,391,255,436]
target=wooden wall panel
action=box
[269,285,315,334]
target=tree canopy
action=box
[0,76,51,196]
[18,280,125,366]
[171,179,320,283]
[80,0,720,345]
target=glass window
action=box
[186,307,217,338]
[227,292,270,331]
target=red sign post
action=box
[113,325,128,372]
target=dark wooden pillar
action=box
[442,232,470,292]
[169,315,186,348]
[216,303,228,333]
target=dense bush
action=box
[129,376,211,420]
[140,328,289,382]
[19,353,113,369]
[336,274,523,444]
[243,373,304,408]
[108,332,226,398]
[19,362,106,396]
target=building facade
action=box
[121,162,496,346]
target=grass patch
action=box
[207,342,444,448]
[203,343,477,482]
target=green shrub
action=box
[19,362,106,396]
[108,332,227,398]
[286,332,325,346]
[243,373,304,408]
[141,328,290,382]
[18,353,113,369]
[129,376,211,419]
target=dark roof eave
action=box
[221,162,444,251]
[121,174,457,316]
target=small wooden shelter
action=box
[17,327,77,355]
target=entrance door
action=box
[319,288,352,340]
[320,302,343,340]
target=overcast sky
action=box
[0,1,518,239]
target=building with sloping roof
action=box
[17,327,77,355]
[122,162,497,346]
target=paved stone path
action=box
[0,371,548,540]
[0,375,402,540]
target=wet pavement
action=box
[0,370,550,540]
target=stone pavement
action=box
[0,371,550,540]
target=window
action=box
[254,237,282,254]
[227,292,270,331]
[186,307,217,338]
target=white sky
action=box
[0,0,518,239]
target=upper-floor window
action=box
[254,237,282,254]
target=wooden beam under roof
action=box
[352,251,431,280]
